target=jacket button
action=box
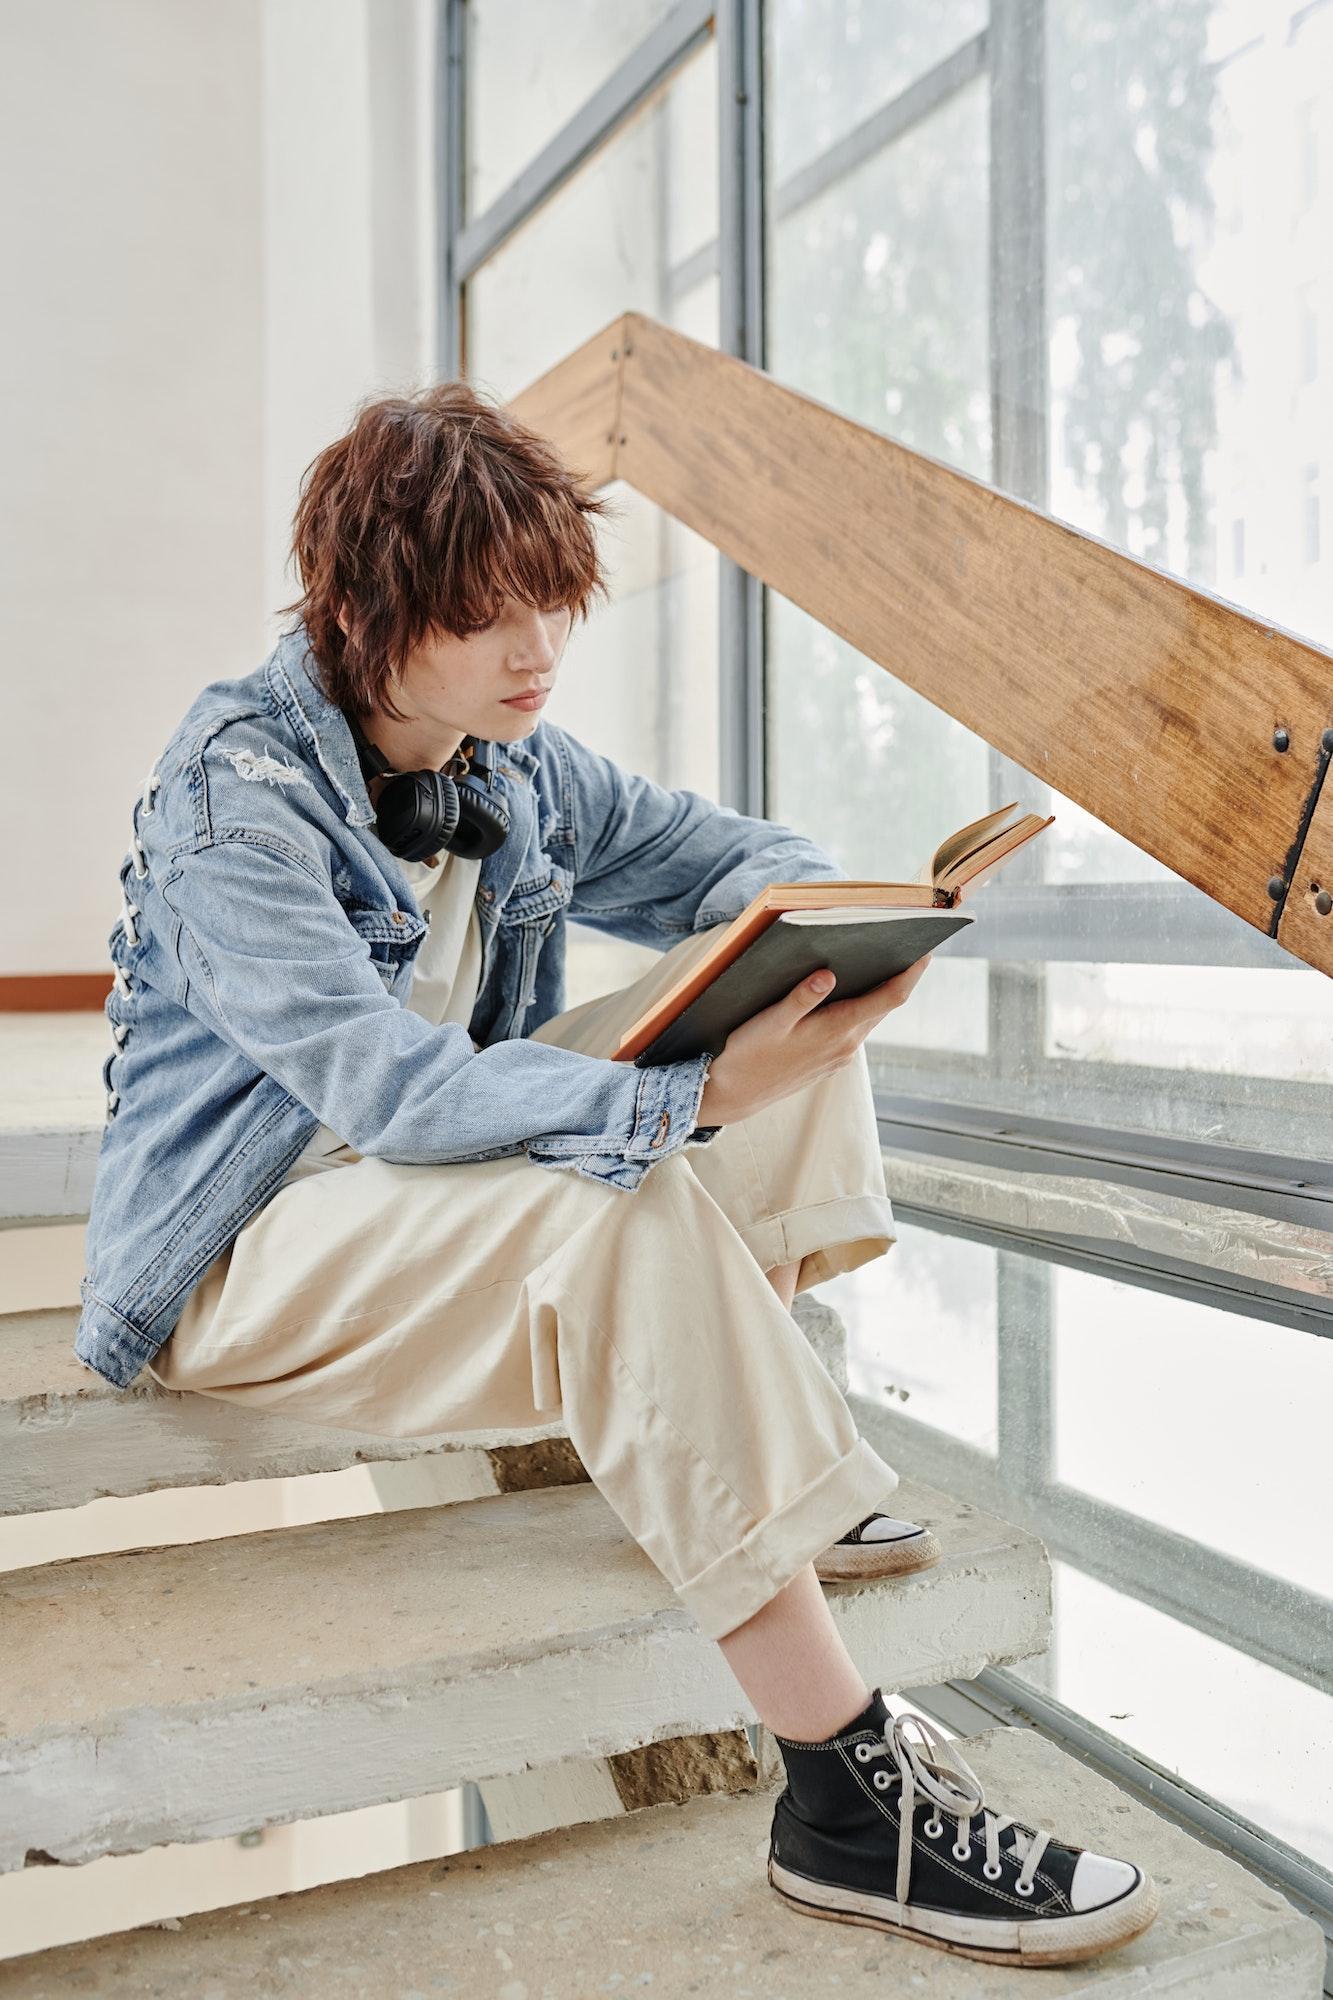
[390,911,406,925]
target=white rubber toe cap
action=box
[1069,1850,1141,1911]
[859,1516,926,1543]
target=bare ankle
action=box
[715,1563,875,1740]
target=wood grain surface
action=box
[511,310,1333,979]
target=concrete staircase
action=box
[0,1168,1325,1989]
[1,1731,1319,1999]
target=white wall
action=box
[1,0,438,979]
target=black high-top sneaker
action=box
[768,1688,1160,1968]
[813,1512,942,1582]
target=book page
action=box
[780,907,976,926]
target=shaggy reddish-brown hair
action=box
[279,381,614,723]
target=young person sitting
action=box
[77,382,1157,1968]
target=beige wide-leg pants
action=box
[149,930,902,1640]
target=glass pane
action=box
[1046,963,1333,1083]
[1029,1561,1333,1874]
[767,73,991,477]
[1043,0,1333,647]
[1051,1266,1331,1597]
[466,0,681,220]
[767,77,992,1058]
[466,34,717,401]
[768,0,988,186]
[823,1217,999,1452]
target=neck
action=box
[360,714,469,777]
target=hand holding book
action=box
[693,947,936,1130]
[612,802,1054,1103]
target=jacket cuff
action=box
[626,1047,715,1165]
[524,1049,717,1191]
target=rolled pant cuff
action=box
[675,1433,901,1642]
[736,1192,897,1293]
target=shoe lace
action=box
[854,1711,1052,1907]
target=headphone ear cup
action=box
[373,770,462,862]
[449,787,510,862]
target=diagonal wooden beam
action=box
[509,312,1333,978]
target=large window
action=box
[447,0,1333,1896]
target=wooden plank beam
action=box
[511,312,1333,978]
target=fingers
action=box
[817,954,932,1024]
[786,967,837,1020]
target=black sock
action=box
[771,1687,892,1830]
[779,1685,890,1747]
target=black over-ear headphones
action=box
[345,711,511,864]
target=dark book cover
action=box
[633,907,975,1067]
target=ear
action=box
[335,601,349,636]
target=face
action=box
[398,597,572,741]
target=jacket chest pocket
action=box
[345,904,428,988]
[501,857,572,932]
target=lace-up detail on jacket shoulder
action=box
[851,1711,1053,1908]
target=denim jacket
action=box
[75,622,850,1388]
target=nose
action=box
[511,605,562,672]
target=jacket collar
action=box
[264,622,539,827]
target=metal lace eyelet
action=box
[872,1769,890,1790]
[854,1743,872,1762]
[923,1816,943,1837]
[1015,1879,1035,1897]
[952,1841,971,1861]
[983,1860,1002,1880]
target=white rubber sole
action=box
[768,1854,1162,1967]
[812,1528,943,1582]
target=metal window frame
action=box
[876,1094,1333,1229]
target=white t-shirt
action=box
[280,848,484,1184]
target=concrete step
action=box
[0,1129,100,1226]
[0,1296,849,1515]
[0,1476,1048,1873]
[0,1306,570,1516]
[1,1725,1320,1997]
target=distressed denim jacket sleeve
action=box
[160,827,715,1192]
[551,724,853,951]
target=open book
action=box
[611,803,1054,1068]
